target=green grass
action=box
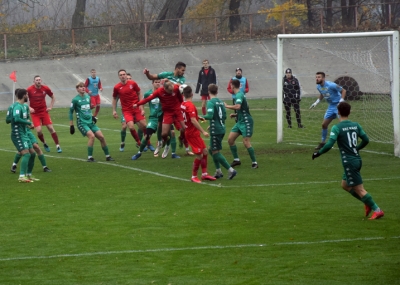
[0,99,399,284]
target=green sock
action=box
[230,145,239,160]
[88,146,94,157]
[138,128,143,141]
[14,153,22,164]
[121,130,126,143]
[27,152,36,174]
[247,147,256,163]
[166,131,172,146]
[212,153,221,169]
[20,153,30,176]
[171,136,177,153]
[38,154,47,167]
[102,146,110,156]
[217,153,231,170]
[349,189,361,201]
[361,193,379,211]
[139,138,147,152]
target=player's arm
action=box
[190,117,209,137]
[68,102,76,134]
[136,93,156,107]
[310,93,324,109]
[143,68,159,81]
[84,78,91,94]
[112,89,119,118]
[211,68,217,84]
[356,125,369,151]
[137,90,145,114]
[244,80,249,93]
[13,108,32,126]
[312,126,338,159]
[340,87,346,102]
[202,101,214,120]
[46,87,55,111]
[195,70,201,94]
[227,79,233,94]
[98,79,103,91]
[224,101,241,110]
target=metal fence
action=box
[1,3,399,60]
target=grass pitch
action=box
[0,99,399,284]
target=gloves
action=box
[310,99,320,109]
[312,152,320,160]
[339,98,345,103]
[92,116,97,124]
[70,125,75,135]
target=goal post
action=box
[277,31,400,157]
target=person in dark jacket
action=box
[195,59,217,115]
[283,68,304,128]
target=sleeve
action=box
[318,126,338,154]
[6,106,13,124]
[335,83,343,92]
[13,107,31,125]
[98,79,102,90]
[227,79,233,94]
[211,68,217,84]
[356,124,369,151]
[195,70,201,94]
[134,81,141,92]
[69,100,75,121]
[234,93,243,105]
[296,78,301,97]
[45,86,54,97]
[157,72,169,79]
[174,85,183,103]
[244,80,249,93]
[112,86,118,99]
[202,100,214,120]
[187,104,197,119]
[138,92,156,106]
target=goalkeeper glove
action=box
[312,152,321,160]
[70,125,75,135]
[339,98,345,103]
[92,116,97,124]
[309,99,320,109]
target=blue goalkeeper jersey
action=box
[316,81,343,105]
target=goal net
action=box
[277,31,400,157]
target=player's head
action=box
[285,68,292,78]
[118,69,127,82]
[91,69,96,77]
[235,67,242,77]
[337,102,351,117]
[33,75,42,87]
[182,86,193,99]
[208,84,218,96]
[163,81,174,93]
[126,73,132,80]
[175,61,186,76]
[16,88,28,101]
[316,72,325,84]
[202,59,209,69]
[14,88,20,96]
[231,79,240,90]
[152,79,161,89]
[76,82,86,94]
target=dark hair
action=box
[175,61,186,69]
[316,71,325,78]
[34,75,40,80]
[183,86,193,98]
[14,88,20,96]
[126,73,131,76]
[231,79,240,89]
[208,84,218,95]
[17,88,27,100]
[118,69,127,75]
[337,102,351,117]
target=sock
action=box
[349,189,361,201]
[13,153,22,164]
[38,154,47,167]
[102,146,110,156]
[130,129,141,145]
[51,132,59,144]
[27,152,36,174]
[247,147,256,163]
[20,153,30,176]
[38,134,45,143]
[192,158,201,177]
[361,193,379,211]
[157,127,162,142]
[171,136,177,153]
[139,137,147,152]
[201,155,208,174]
[322,129,328,142]
[202,106,206,115]
[88,146,94,157]
[94,105,100,117]
[121,130,127,143]
[230,145,239,160]
[217,153,231,170]
[138,128,143,141]
[212,153,221,169]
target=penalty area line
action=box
[0,236,398,262]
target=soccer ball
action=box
[179,84,188,94]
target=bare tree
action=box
[228,0,241,32]
[153,0,189,32]
[72,0,87,28]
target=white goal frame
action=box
[276,31,400,157]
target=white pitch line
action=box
[0,236,398,262]
[288,142,393,156]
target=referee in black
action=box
[283,68,304,128]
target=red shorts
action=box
[163,109,183,125]
[200,94,210,100]
[186,133,206,155]
[90,95,100,108]
[31,112,52,127]
[122,109,145,124]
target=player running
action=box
[225,79,258,169]
[84,68,103,122]
[70,82,115,162]
[201,84,237,180]
[310,71,346,150]
[27,75,62,153]
[181,86,216,183]
[312,102,384,220]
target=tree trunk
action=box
[326,0,333,26]
[228,0,241,32]
[341,0,355,27]
[306,0,313,27]
[71,0,87,28]
[153,0,189,32]
[341,0,348,26]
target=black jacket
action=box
[283,76,301,101]
[195,66,217,94]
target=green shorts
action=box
[231,118,253,138]
[209,134,225,151]
[146,117,158,131]
[11,133,32,151]
[27,129,38,145]
[342,159,363,186]
[78,121,100,137]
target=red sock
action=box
[94,106,100,117]
[51,132,59,144]
[202,106,206,115]
[130,129,141,144]
[38,134,45,143]
[201,154,208,174]
[192,158,201,176]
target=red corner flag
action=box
[9,71,17,82]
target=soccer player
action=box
[195,59,217,115]
[84,68,103,121]
[181,86,216,183]
[227,68,249,122]
[312,102,384,220]
[201,84,237,180]
[310,71,346,150]
[27,75,62,153]
[8,89,37,182]
[225,79,258,169]
[70,82,115,162]
[112,69,147,156]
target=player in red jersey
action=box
[26,75,62,153]
[181,86,216,183]
[112,69,146,153]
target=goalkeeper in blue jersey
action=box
[310,72,346,150]
[312,102,384,220]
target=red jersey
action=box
[137,85,183,113]
[26,85,53,113]
[181,101,200,136]
[112,80,141,112]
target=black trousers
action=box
[284,99,302,126]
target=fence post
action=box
[4,34,7,59]
[214,17,218,42]
[388,4,392,26]
[144,23,148,48]
[178,20,182,44]
[72,29,75,53]
[249,14,253,39]
[108,26,112,50]
[38,32,42,56]
[281,12,285,34]
[320,9,324,33]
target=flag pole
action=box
[12,81,15,103]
